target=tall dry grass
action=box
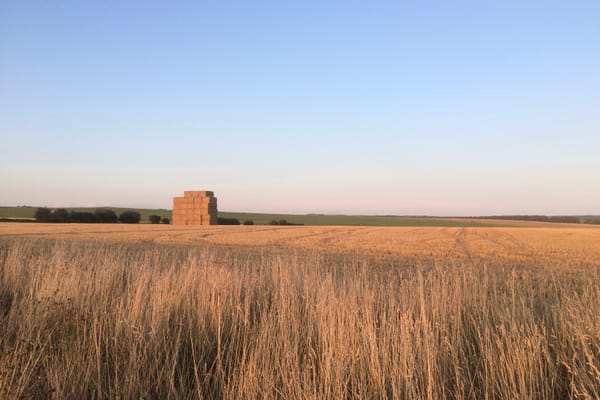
[0,238,599,399]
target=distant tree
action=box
[161,217,170,224]
[34,207,51,222]
[49,208,70,223]
[119,211,141,224]
[70,211,99,223]
[70,211,84,223]
[243,220,254,225]
[584,218,600,225]
[269,220,279,225]
[149,215,161,224]
[276,219,303,226]
[218,217,241,225]
[95,208,118,223]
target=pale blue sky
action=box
[1,1,599,215]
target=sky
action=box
[1,1,599,215]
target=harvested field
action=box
[1,223,599,399]
[1,223,600,268]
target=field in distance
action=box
[0,206,493,226]
[0,206,588,227]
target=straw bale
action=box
[173,190,218,225]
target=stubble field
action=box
[1,223,599,399]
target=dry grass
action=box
[2,223,600,268]
[1,231,599,399]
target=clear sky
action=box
[1,1,599,215]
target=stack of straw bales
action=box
[172,191,218,225]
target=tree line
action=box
[33,207,170,224]
[269,219,303,226]
[217,217,255,225]
[33,208,260,225]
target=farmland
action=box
[1,223,600,398]
[0,206,510,227]
[1,223,599,268]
